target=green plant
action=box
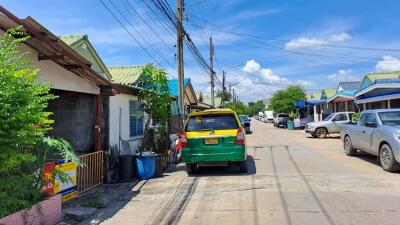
[352,112,361,123]
[137,64,170,153]
[270,86,306,113]
[0,27,81,218]
[81,194,106,209]
[247,101,265,116]
[289,112,297,120]
[222,101,248,115]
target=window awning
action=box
[355,93,400,104]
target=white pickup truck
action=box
[340,109,400,172]
[305,112,354,138]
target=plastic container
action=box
[287,120,294,130]
[118,155,136,182]
[136,155,156,180]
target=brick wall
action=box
[47,89,95,153]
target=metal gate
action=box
[77,151,104,193]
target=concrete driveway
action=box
[89,120,400,225]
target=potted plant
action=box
[136,65,170,180]
[287,112,297,130]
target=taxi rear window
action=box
[185,114,239,132]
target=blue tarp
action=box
[307,99,326,106]
[295,101,306,107]
[168,78,190,96]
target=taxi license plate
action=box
[205,138,218,145]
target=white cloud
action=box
[242,59,261,73]
[375,55,400,72]
[242,59,287,84]
[261,68,287,83]
[285,32,352,49]
[328,69,359,82]
[328,32,352,42]
[285,38,327,49]
[296,80,314,88]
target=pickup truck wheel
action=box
[344,136,357,156]
[185,163,196,174]
[315,128,328,138]
[379,144,400,172]
[239,160,248,173]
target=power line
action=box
[98,0,168,68]
[121,0,175,54]
[189,24,400,52]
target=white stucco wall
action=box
[109,94,144,155]
[0,29,100,94]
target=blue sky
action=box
[2,0,400,102]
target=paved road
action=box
[98,120,400,225]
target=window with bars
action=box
[129,101,144,137]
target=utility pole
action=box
[232,89,236,102]
[209,37,215,107]
[221,70,226,105]
[176,0,185,129]
[222,70,226,92]
[228,82,239,102]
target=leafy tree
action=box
[0,27,81,217]
[270,86,306,113]
[222,101,248,115]
[137,64,171,153]
[198,92,203,103]
[217,91,231,103]
[247,101,265,116]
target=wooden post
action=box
[95,94,102,151]
[313,105,318,122]
[345,101,348,112]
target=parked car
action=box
[274,113,289,127]
[264,111,274,123]
[239,115,251,134]
[181,109,248,174]
[305,112,354,138]
[258,112,264,120]
[341,109,400,172]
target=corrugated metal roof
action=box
[365,72,400,81]
[201,96,222,108]
[323,88,337,98]
[108,66,144,85]
[338,81,361,91]
[309,91,322,99]
[60,35,85,46]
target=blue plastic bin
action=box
[136,155,156,180]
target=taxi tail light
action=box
[181,132,189,147]
[236,128,245,145]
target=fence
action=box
[77,151,104,193]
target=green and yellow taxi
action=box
[181,109,248,174]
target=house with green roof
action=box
[317,88,336,119]
[308,91,322,100]
[355,72,400,109]
[105,65,147,156]
[60,34,111,80]
[326,81,361,113]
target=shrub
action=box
[0,27,81,217]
